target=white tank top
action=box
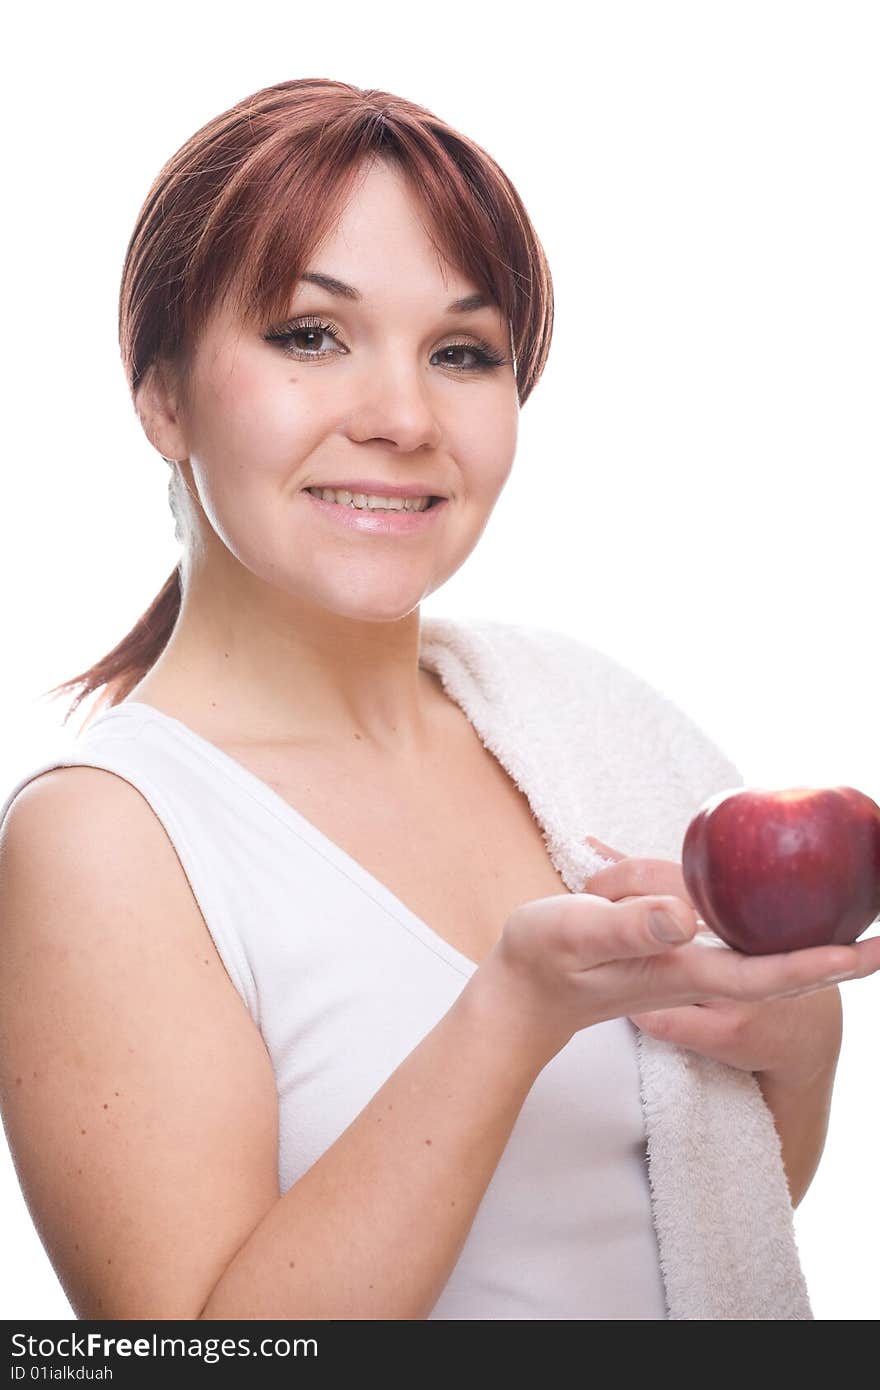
[0,621,677,1319]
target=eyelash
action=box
[262,314,509,372]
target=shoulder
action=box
[428,614,616,684]
[448,616,744,797]
[3,761,165,848]
[0,763,208,945]
[447,615,679,706]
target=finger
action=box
[555,891,698,968]
[582,837,626,883]
[677,933,873,1002]
[628,1004,720,1047]
[585,855,695,910]
[583,835,627,862]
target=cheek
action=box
[191,365,325,484]
[458,407,518,498]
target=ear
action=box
[134,359,189,464]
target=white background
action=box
[1,0,877,1321]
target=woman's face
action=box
[152,157,519,623]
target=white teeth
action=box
[308,487,432,512]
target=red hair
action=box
[45,77,555,730]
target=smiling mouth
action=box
[302,488,443,511]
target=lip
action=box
[301,489,448,534]
[302,480,447,500]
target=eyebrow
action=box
[298,271,495,315]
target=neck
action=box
[127,579,445,756]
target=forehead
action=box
[292,269,499,320]
[196,157,507,360]
[295,159,496,307]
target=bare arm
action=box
[199,976,548,1319]
[756,993,842,1209]
[0,768,555,1322]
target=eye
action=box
[431,343,509,372]
[263,315,343,359]
[263,316,509,373]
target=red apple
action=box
[681,786,880,955]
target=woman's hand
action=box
[474,835,879,1073]
[581,835,850,1085]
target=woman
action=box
[0,78,872,1322]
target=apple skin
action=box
[681,786,880,955]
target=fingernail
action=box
[650,909,688,942]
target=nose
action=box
[344,352,444,453]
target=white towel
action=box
[419,614,814,1320]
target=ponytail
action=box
[44,566,182,730]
